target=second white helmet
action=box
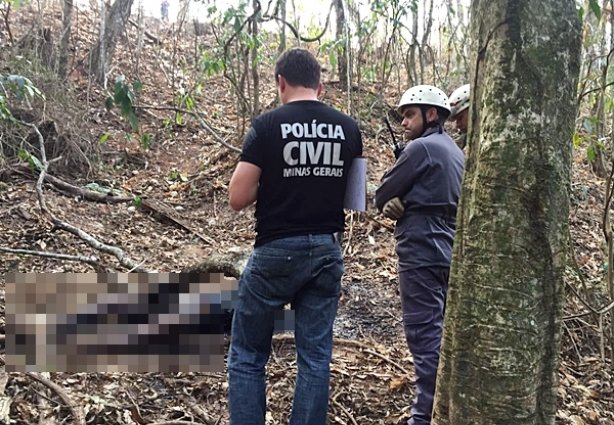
[397,84,451,115]
[449,84,470,119]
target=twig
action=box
[332,398,358,425]
[136,104,241,153]
[147,422,209,425]
[364,212,394,231]
[262,0,335,43]
[0,247,100,267]
[363,349,411,376]
[128,18,161,45]
[562,321,582,362]
[25,372,85,425]
[343,211,355,257]
[16,120,149,272]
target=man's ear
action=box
[316,82,324,97]
[277,75,286,92]
[426,106,439,122]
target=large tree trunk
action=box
[88,0,135,85]
[58,0,73,79]
[432,0,581,424]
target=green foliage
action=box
[572,131,582,148]
[132,196,143,208]
[576,117,605,163]
[200,50,225,77]
[106,75,142,131]
[99,132,111,145]
[167,168,187,183]
[176,87,195,111]
[140,133,152,150]
[0,0,29,8]
[0,73,45,121]
[18,148,42,171]
[588,0,601,20]
[0,95,11,121]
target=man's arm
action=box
[374,141,427,211]
[229,161,262,211]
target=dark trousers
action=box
[399,267,449,425]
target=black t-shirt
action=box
[240,100,363,246]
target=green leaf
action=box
[578,6,584,21]
[99,132,111,144]
[589,0,601,20]
[572,131,583,148]
[175,113,184,126]
[184,95,194,111]
[127,111,139,131]
[132,79,143,92]
[18,148,42,171]
[140,133,152,150]
[133,196,143,208]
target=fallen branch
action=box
[17,120,149,272]
[11,164,134,204]
[0,247,100,268]
[141,198,216,245]
[128,18,162,45]
[25,372,85,425]
[136,104,241,153]
[363,349,411,376]
[147,422,209,425]
[332,397,358,425]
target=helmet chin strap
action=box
[419,106,443,136]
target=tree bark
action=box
[432,0,582,424]
[278,0,286,54]
[88,0,135,85]
[250,0,260,118]
[334,0,348,86]
[58,0,73,79]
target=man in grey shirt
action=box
[375,85,464,425]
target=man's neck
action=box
[283,87,319,104]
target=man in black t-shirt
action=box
[227,48,362,425]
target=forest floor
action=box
[0,3,612,425]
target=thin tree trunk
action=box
[591,0,609,177]
[89,0,135,85]
[278,0,286,54]
[58,0,73,79]
[334,0,347,87]
[250,0,259,118]
[432,0,582,424]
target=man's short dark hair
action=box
[275,48,321,90]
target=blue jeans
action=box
[228,234,344,425]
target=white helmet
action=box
[397,84,451,115]
[449,84,470,119]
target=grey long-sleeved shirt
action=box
[375,126,464,270]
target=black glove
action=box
[393,143,405,159]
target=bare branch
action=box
[137,104,241,153]
[15,119,149,272]
[25,372,85,425]
[0,247,100,268]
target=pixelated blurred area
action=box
[5,273,237,373]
